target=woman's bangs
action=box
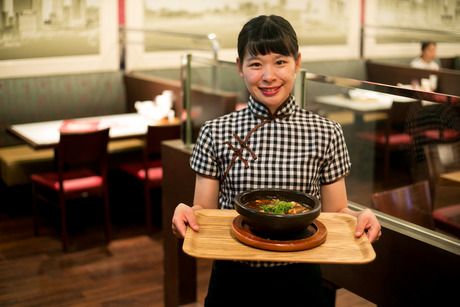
[246,36,291,57]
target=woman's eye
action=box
[248,62,261,68]
[276,60,287,65]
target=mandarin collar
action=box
[248,95,296,120]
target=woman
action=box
[410,41,440,70]
[172,15,381,306]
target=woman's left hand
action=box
[354,208,381,243]
[320,179,381,243]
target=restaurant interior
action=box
[1,1,459,306]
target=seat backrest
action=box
[417,104,460,135]
[371,180,435,229]
[57,128,110,174]
[145,125,181,159]
[424,140,460,197]
[387,100,422,133]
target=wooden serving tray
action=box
[183,209,376,264]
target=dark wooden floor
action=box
[0,214,195,306]
[0,183,375,307]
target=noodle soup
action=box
[246,199,311,215]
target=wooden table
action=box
[314,94,426,125]
[440,170,460,184]
[315,92,419,109]
[8,113,180,149]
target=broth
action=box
[246,199,311,215]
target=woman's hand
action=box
[171,203,202,239]
[172,174,220,239]
[354,208,381,243]
[320,178,381,243]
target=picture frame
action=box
[364,0,460,59]
[0,0,118,78]
[124,0,361,71]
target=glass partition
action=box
[302,71,460,241]
[181,54,460,242]
[180,54,247,145]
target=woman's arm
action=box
[193,174,220,209]
[320,177,348,213]
[172,174,219,238]
[321,177,381,243]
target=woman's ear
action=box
[236,57,244,77]
[295,53,302,73]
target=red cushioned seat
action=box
[357,132,412,145]
[31,169,103,193]
[424,129,460,141]
[119,160,163,183]
[357,100,422,186]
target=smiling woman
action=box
[172,14,381,307]
[236,15,301,114]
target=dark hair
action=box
[237,15,299,61]
[421,41,436,52]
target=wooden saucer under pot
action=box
[231,215,327,252]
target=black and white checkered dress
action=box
[190,95,351,211]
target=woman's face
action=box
[422,43,437,62]
[237,51,301,114]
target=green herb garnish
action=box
[260,200,294,214]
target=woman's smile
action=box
[259,85,282,96]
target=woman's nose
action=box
[262,65,276,82]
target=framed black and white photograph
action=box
[364,0,460,58]
[125,0,361,71]
[0,0,118,78]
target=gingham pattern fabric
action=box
[190,95,351,210]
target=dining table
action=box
[8,113,180,149]
[314,92,430,125]
[440,170,460,185]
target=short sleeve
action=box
[190,124,220,179]
[320,122,351,184]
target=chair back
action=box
[145,125,181,159]
[57,128,110,175]
[33,128,111,250]
[387,100,422,133]
[371,180,435,229]
[424,140,460,173]
[424,140,460,198]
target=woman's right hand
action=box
[171,203,201,238]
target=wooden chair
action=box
[118,124,180,233]
[31,128,111,251]
[424,140,460,237]
[371,180,435,229]
[357,100,422,186]
[424,140,460,197]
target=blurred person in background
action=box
[411,41,440,70]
